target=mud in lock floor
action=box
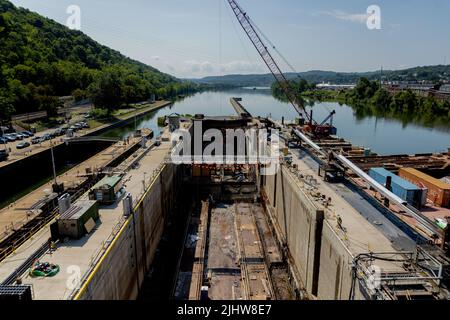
[174,200,295,300]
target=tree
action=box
[88,67,125,111]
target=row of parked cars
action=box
[0,121,90,150]
[0,131,35,149]
[29,122,90,145]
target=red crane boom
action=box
[227,0,310,123]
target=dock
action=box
[230,97,252,118]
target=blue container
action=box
[369,167,421,206]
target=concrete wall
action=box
[0,141,111,205]
[262,165,362,300]
[76,163,181,300]
[316,221,363,300]
[263,166,323,296]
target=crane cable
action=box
[246,16,299,76]
[224,0,254,64]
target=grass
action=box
[87,118,109,130]
[115,102,164,120]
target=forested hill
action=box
[190,66,450,87]
[0,0,185,118]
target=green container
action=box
[58,200,99,239]
[92,175,122,204]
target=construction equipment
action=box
[227,0,336,137]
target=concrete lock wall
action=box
[77,164,181,300]
[263,166,324,296]
[316,221,362,300]
[263,165,361,300]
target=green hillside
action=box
[191,66,450,87]
[0,0,190,119]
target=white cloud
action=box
[182,60,265,77]
[220,61,265,74]
[184,60,214,74]
[321,10,369,24]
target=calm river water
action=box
[104,88,450,155]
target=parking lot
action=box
[0,120,92,165]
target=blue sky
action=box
[9,0,450,78]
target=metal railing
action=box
[68,146,171,299]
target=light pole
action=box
[50,144,57,185]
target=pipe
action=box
[292,127,440,238]
[336,154,440,237]
[292,129,325,157]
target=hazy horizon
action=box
[9,0,450,78]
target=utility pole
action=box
[380,66,383,86]
[50,145,57,185]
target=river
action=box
[103,88,450,155]
[3,88,449,209]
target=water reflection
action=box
[102,89,450,155]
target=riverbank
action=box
[0,100,172,170]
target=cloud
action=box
[182,60,265,76]
[220,61,265,74]
[321,10,369,24]
[184,60,214,74]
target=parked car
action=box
[0,149,8,161]
[20,132,30,138]
[42,134,52,141]
[50,130,59,138]
[31,136,43,144]
[16,141,30,149]
[54,128,66,136]
[5,134,16,142]
[0,137,7,144]
[21,131,34,137]
[15,133,25,140]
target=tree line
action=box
[272,77,450,125]
[0,0,199,120]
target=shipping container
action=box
[368,167,424,207]
[399,168,450,207]
[91,175,122,205]
[57,200,99,239]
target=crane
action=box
[226,0,336,137]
